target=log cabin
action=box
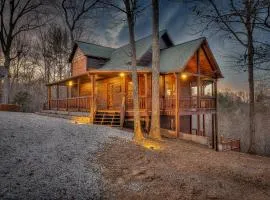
[44,30,223,148]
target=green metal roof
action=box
[104,30,167,67]
[76,41,115,59]
[95,65,150,72]
[160,37,205,73]
[71,31,221,76]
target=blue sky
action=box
[94,0,257,92]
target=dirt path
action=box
[0,111,131,199]
[97,138,270,200]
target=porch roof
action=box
[46,66,151,86]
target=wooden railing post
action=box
[120,96,126,128]
[66,86,69,111]
[77,78,80,111]
[196,49,201,135]
[47,86,51,110]
[175,73,180,137]
[56,84,59,111]
[89,74,96,123]
[214,79,218,151]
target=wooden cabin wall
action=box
[71,48,87,76]
[160,75,165,97]
[79,82,91,96]
[127,74,149,97]
[184,47,215,77]
[164,74,175,97]
[180,79,191,96]
[97,76,123,110]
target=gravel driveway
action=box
[0,112,131,199]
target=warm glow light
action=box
[181,73,187,80]
[119,72,125,77]
[167,89,172,96]
[68,81,73,86]
[71,116,90,124]
[141,140,162,150]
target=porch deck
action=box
[44,95,216,116]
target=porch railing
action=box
[45,95,216,113]
[127,96,149,110]
[160,96,216,111]
[47,96,91,112]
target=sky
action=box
[93,0,250,92]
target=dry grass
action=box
[96,138,270,200]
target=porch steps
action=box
[94,111,121,127]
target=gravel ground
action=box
[97,138,270,200]
[0,111,131,199]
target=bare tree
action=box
[188,0,270,153]
[149,0,161,140]
[101,0,147,141]
[123,0,144,141]
[36,25,69,83]
[60,0,100,44]
[0,0,43,103]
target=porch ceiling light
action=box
[68,81,73,86]
[120,72,125,77]
[181,73,187,80]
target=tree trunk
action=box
[149,0,161,140]
[2,58,11,104]
[125,1,144,141]
[246,1,256,154]
[247,32,256,154]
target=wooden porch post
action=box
[175,73,180,137]
[203,114,205,136]
[47,86,51,110]
[77,79,80,96]
[56,84,59,111]
[77,78,80,111]
[89,75,96,123]
[212,113,215,149]
[66,85,69,111]
[214,79,218,151]
[197,49,201,135]
[123,74,127,108]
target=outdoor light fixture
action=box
[68,81,73,86]
[181,73,187,80]
[120,72,125,77]
[167,89,172,96]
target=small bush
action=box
[12,91,32,112]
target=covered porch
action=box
[44,72,217,116]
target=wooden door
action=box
[107,82,121,110]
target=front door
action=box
[107,82,121,110]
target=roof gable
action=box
[69,41,115,62]
[160,38,205,73]
[159,38,223,78]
